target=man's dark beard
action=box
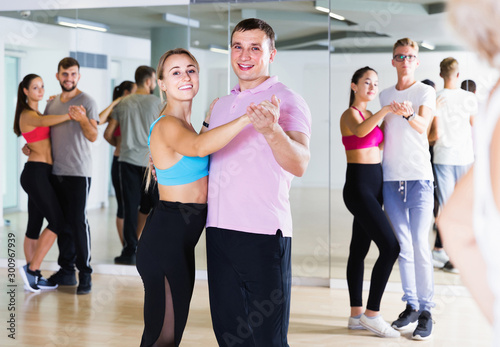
[60,83,76,92]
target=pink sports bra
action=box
[342,106,383,150]
[22,126,50,143]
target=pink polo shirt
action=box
[207,76,312,237]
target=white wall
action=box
[2,15,499,215]
[0,16,150,211]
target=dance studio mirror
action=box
[1,1,491,286]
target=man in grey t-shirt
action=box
[45,57,99,295]
[105,65,161,265]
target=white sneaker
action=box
[432,250,449,268]
[360,314,401,338]
[348,316,365,330]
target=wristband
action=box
[203,121,209,128]
[403,112,415,121]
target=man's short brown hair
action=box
[58,57,80,72]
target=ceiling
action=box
[0,0,465,53]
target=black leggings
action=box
[343,163,400,312]
[20,162,64,239]
[136,201,207,347]
[111,156,123,219]
[119,161,158,256]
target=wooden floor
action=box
[0,268,492,347]
[0,190,494,346]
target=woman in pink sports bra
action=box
[13,74,71,293]
[340,66,407,337]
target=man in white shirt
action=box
[379,38,436,340]
[429,57,478,273]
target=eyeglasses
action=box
[393,54,417,62]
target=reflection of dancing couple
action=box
[16,57,98,296]
[136,19,311,347]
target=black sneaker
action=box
[412,310,433,340]
[76,272,92,295]
[442,261,459,274]
[114,253,136,265]
[47,268,77,286]
[391,304,420,330]
[37,273,58,290]
[20,264,40,293]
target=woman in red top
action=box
[340,66,408,337]
[13,74,72,293]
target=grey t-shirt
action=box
[45,92,99,177]
[111,94,162,167]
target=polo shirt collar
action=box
[230,76,278,95]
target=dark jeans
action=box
[206,227,291,347]
[53,175,92,274]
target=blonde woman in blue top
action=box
[136,48,255,347]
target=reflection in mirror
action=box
[1,1,496,284]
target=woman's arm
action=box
[104,118,119,146]
[438,167,494,324]
[22,109,70,127]
[343,105,391,138]
[154,114,250,158]
[99,97,122,124]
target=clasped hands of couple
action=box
[245,94,281,135]
[389,100,414,119]
[67,105,88,123]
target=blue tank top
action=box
[148,115,209,186]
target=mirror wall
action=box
[1,1,497,284]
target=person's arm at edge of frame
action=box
[247,95,310,177]
[438,167,494,324]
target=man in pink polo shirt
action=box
[205,18,312,346]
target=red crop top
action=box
[22,127,50,143]
[342,106,383,150]
[113,125,121,137]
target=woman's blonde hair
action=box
[145,48,200,191]
[448,0,500,66]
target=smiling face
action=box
[24,77,45,102]
[56,65,80,92]
[158,53,199,101]
[392,45,420,77]
[352,70,379,102]
[231,29,277,91]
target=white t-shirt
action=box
[433,88,478,165]
[379,81,436,181]
[473,87,500,342]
